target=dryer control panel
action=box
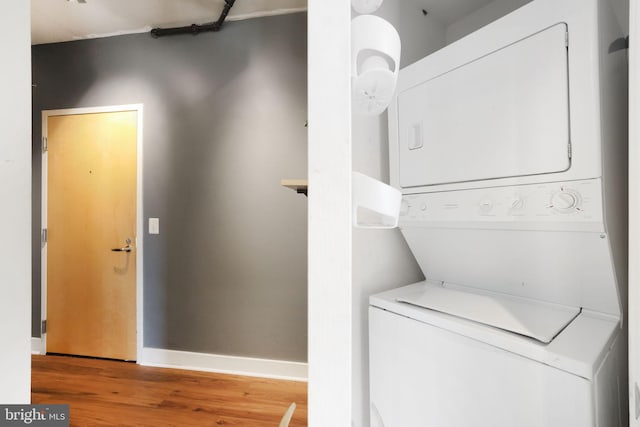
[399,179,604,232]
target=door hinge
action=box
[41,320,47,335]
[565,31,569,48]
[635,382,640,420]
[42,228,48,244]
[568,142,572,160]
[42,137,48,153]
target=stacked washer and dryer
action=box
[369,0,628,426]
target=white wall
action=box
[371,0,447,68]
[445,0,531,44]
[351,2,446,425]
[351,117,426,427]
[628,0,638,423]
[0,1,31,403]
[308,0,353,425]
[445,0,628,46]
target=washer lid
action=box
[397,283,580,344]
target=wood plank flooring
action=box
[32,355,308,426]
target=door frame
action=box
[630,0,639,422]
[40,104,144,361]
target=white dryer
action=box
[369,0,628,426]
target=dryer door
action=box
[398,23,571,188]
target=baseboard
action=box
[138,347,308,382]
[31,337,42,355]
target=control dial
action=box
[509,197,525,211]
[550,188,582,214]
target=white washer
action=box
[370,0,628,425]
[370,283,622,427]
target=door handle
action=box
[112,238,133,252]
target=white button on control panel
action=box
[479,200,493,214]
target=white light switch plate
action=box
[149,218,160,234]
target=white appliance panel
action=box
[369,307,594,427]
[371,283,620,379]
[400,178,604,232]
[398,23,570,188]
[389,0,605,194]
[397,283,580,343]
[401,227,620,316]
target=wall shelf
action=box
[281,179,308,196]
[352,172,401,228]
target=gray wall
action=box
[31,13,308,362]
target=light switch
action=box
[149,218,160,235]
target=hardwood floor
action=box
[32,355,308,426]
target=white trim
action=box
[43,104,144,116]
[40,110,48,355]
[40,104,144,361]
[135,106,144,362]
[138,347,308,382]
[226,7,307,22]
[307,0,353,425]
[629,0,639,423]
[31,338,43,355]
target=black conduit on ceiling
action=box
[150,0,236,38]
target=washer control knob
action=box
[551,189,582,214]
[510,197,525,210]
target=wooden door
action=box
[46,110,137,361]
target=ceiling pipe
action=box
[151,0,236,38]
